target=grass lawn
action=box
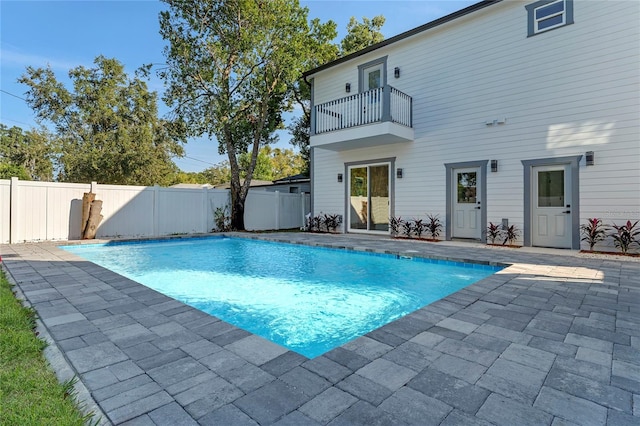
[0,269,92,425]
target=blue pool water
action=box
[61,237,501,358]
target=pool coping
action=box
[2,232,639,425]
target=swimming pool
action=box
[62,237,502,358]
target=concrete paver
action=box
[2,232,639,425]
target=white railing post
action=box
[314,86,411,135]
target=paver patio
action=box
[1,233,639,425]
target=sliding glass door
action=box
[348,163,389,233]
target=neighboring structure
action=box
[251,174,311,194]
[213,175,311,194]
[212,179,274,190]
[170,183,215,189]
[304,0,639,249]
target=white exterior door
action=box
[532,164,572,248]
[452,167,481,239]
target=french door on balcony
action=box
[348,163,390,233]
[361,63,383,124]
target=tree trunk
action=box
[81,192,96,236]
[83,200,103,239]
[230,186,245,231]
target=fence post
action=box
[202,187,208,233]
[300,192,306,229]
[9,177,18,244]
[153,185,160,237]
[275,191,280,230]
[90,181,98,194]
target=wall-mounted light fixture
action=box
[345,83,351,93]
[394,67,400,78]
[491,160,498,172]
[485,118,507,126]
[396,168,403,179]
[585,151,595,166]
[337,173,343,182]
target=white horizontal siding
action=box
[311,0,640,246]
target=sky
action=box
[0,0,477,172]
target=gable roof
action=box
[303,0,502,78]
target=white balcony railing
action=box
[313,86,412,135]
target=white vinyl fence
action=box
[0,178,310,243]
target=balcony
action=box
[311,86,413,151]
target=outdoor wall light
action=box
[585,151,595,166]
[394,67,400,78]
[396,168,403,178]
[345,83,351,93]
[491,160,498,172]
[337,173,343,182]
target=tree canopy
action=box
[18,56,183,185]
[159,0,329,229]
[0,124,55,181]
[341,15,386,55]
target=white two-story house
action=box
[303,0,639,250]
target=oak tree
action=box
[159,0,323,230]
[19,56,183,185]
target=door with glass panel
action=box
[348,164,389,233]
[452,167,481,239]
[361,64,383,124]
[532,164,572,248]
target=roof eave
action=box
[302,0,502,79]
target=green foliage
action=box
[159,0,317,229]
[0,271,92,425]
[19,56,183,185]
[0,124,55,181]
[239,149,273,181]
[340,15,386,55]
[199,161,232,185]
[213,205,231,232]
[0,162,30,180]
